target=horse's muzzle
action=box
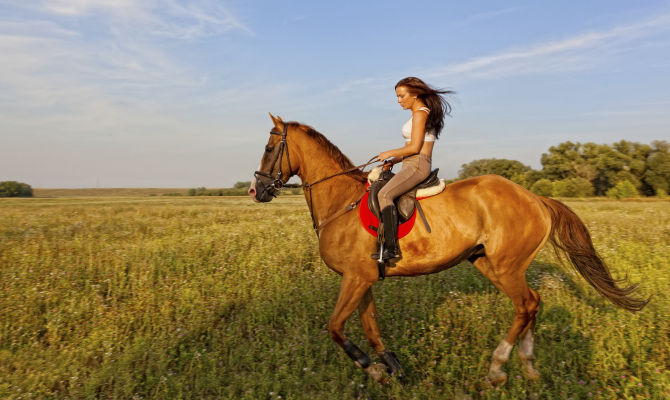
[248,177,260,202]
[249,176,276,203]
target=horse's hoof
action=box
[523,365,541,381]
[379,350,404,379]
[519,354,540,381]
[364,363,389,384]
[487,370,507,386]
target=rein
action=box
[254,124,377,233]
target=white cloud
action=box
[38,0,140,17]
[426,13,670,81]
[453,7,520,29]
[0,0,252,121]
[325,12,670,97]
[7,0,253,39]
[0,0,263,190]
[156,0,253,38]
[0,19,79,37]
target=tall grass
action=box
[0,196,668,399]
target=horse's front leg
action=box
[328,273,384,379]
[358,288,403,380]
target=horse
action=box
[248,113,648,384]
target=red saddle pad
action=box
[358,184,417,239]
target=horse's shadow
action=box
[169,259,605,398]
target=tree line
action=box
[203,140,669,198]
[5,140,667,199]
[457,140,669,198]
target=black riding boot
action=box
[381,205,401,262]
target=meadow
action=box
[0,195,668,399]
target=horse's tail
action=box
[539,196,649,311]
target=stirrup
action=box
[371,240,400,262]
[382,247,401,262]
[371,243,384,262]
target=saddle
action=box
[368,168,442,223]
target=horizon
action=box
[27,137,665,190]
[2,1,669,188]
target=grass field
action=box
[1,196,668,399]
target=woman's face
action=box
[395,86,416,110]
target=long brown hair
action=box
[395,77,454,138]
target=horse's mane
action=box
[287,122,368,182]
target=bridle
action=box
[253,124,298,194]
[254,124,378,232]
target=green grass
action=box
[0,196,668,399]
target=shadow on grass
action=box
[125,258,616,399]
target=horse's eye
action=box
[265,146,273,153]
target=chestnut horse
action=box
[248,114,647,384]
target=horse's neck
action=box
[304,174,366,221]
[294,137,366,226]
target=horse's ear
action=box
[269,113,283,129]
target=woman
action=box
[375,77,453,262]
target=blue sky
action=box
[1,1,669,188]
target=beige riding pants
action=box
[378,154,432,209]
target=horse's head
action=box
[248,113,299,202]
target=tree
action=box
[540,141,579,180]
[643,141,670,195]
[233,181,251,189]
[551,178,594,197]
[0,181,33,197]
[458,158,533,181]
[606,180,638,199]
[541,141,654,196]
[612,140,651,180]
[511,170,544,190]
[530,179,553,196]
[586,144,639,195]
[650,140,669,152]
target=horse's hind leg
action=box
[472,256,541,384]
[490,280,541,384]
[517,290,541,380]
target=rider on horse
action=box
[375,77,453,262]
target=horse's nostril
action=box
[248,187,258,201]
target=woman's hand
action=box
[377,150,395,161]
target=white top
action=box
[401,107,436,142]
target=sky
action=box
[1,1,669,188]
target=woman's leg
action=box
[378,155,431,209]
[375,155,431,261]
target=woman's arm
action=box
[377,110,428,161]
